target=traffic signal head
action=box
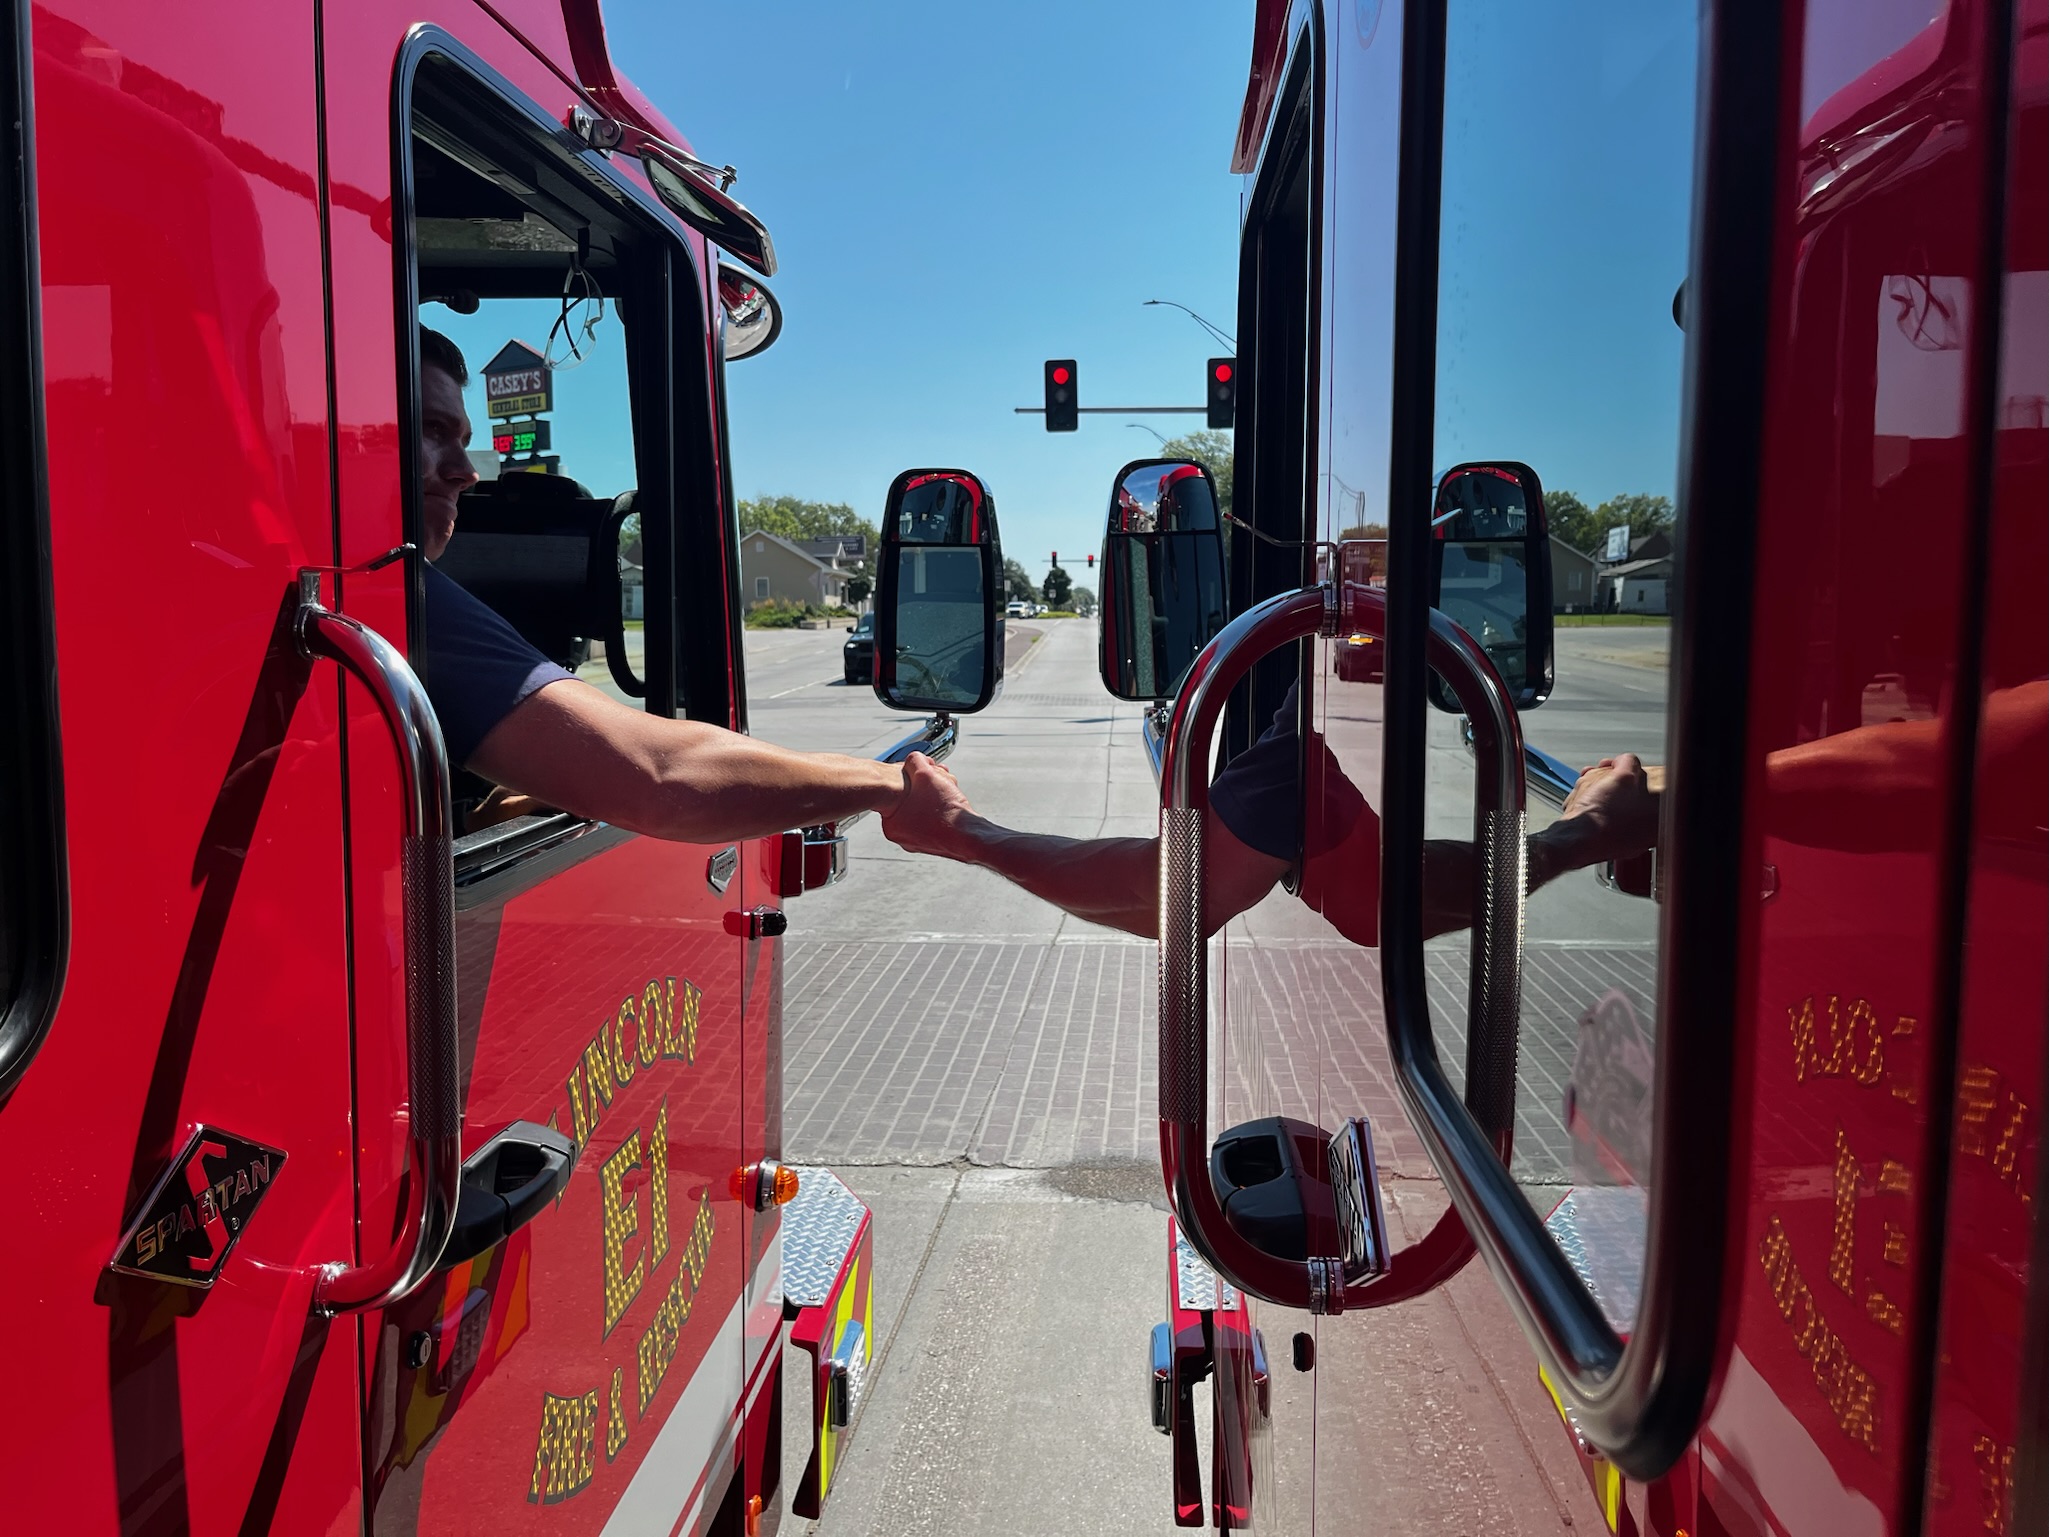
[1085,553,1095,569]
[1044,359,1078,432]
[1206,357,1236,430]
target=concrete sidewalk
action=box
[781,1165,1598,1535]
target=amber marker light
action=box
[770,1164,801,1205]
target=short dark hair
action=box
[420,325,469,387]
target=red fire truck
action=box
[0,1,1012,1531]
[1109,0,2045,1531]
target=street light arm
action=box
[1142,298,1236,352]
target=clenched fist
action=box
[879,751,980,860]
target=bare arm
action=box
[468,678,905,844]
[879,754,1285,937]
[883,752,1659,941]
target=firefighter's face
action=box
[420,362,477,560]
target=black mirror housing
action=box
[1097,458,1229,701]
[1426,461,1554,713]
[873,469,1004,713]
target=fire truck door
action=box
[318,14,750,1532]
[1,3,372,1533]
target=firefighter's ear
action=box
[874,470,1002,715]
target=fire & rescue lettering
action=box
[600,1131,646,1338]
[528,1387,601,1504]
[1757,1213,1881,1451]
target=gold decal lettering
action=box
[1990,1092,2028,1185]
[1974,1434,2014,1535]
[1830,1128,1859,1295]
[1960,1065,2000,1156]
[599,1133,646,1338]
[606,1366,628,1462]
[1879,1159,1913,1197]
[528,1387,600,1503]
[567,1065,592,1144]
[1865,1289,1904,1335]
[612,1001,637,1088]
[1790,995,1885,1084]
[634,1194,716,1417]
[583,1036,617,1116]
[1758,1214,1880,1451]
[1883,1221,1909,1267]
[648,1099,670,1269]
[638,981,664,1068]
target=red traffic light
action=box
[1052,366,1070,385]
[1213,362,1232,383]
[1086,553,1095,568]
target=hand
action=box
[879,751,978,859]
[1554,753,1659,867]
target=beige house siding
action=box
[740,530,848,608]
[1550,538,1599,611]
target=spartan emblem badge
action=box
[107,1125,286,1287]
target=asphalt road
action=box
[747,618,1659,1536]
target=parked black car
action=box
[842,611,875,684]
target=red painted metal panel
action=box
[1919,3,2047,1529]
[317,5,750,1529]
[0,1,363,1530]
[1702,2,2016,1532]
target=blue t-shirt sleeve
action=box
[1209,691,1305,861]
[421,564,576,769]
[1209,681,1369,863]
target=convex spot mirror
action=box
[718,262,782,362]
[874,470,1004,713]
[1098,458,1228,701]
[1427,461,1553,713]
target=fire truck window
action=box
[1426,0,1701,1316]
[403,53,727,859]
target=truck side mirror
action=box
[1427,460,1554,713]
[1097,458,1228,700]
[874,469,1004,713]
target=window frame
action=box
[1226,16,1323,765]
[388,29,734,888]
[0,0,69,1101]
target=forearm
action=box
[619,723,902,843]
[946,817,1164,936]
[1419,820,1600,939]
[473,685,903,845]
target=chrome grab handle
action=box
[295,571,460,1315]
[1158,584,1529,1314]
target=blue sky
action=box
[604,0,1253,585]
[441,1,1701,581]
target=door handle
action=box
[295,570,461,1314]
[1156,583,1520,1315]
[439,1120,577,1271]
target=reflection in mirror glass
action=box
[896,474,985,545]
[1433,465,1528,537]
[888,547,987,708]
[1099,460,1227,700]
[1426,1,1700,1330]
[1112,462,1221,533]
[1437,542,1530,693]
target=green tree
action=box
[1540,491,1599,553]
[737,494,876,543]
[1158,429,1234,519]
[1593,493,1676,544]
[1335,521,1389,542]
[1042,564,1073,609]
[1002,557,1037,603]
[1070,585,1097,617]
[845,574,872,607]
